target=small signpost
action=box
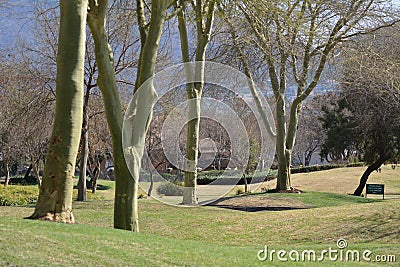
[366,184,385,199]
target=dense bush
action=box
[0,185,38,206]
[156,182,183,196]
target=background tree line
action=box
[0,0,398,231]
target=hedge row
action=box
[8,175,38,185]
[0,185,38,206]
[291,162,364,174]
[197,176,276,185]
[141,163,364,184]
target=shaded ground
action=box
[207,194,311,212]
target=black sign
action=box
[366,184,384,199]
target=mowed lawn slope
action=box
[291,164,400,196]
[0,166,399,266]
[256,164,400,196]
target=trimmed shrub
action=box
[0,185,38,206]
[156,182,183,196]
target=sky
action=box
[0,0,35,49]
[2,1,399,51]
[1,0,398,98]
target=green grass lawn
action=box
[0,166,399,266]
[0,215,398,267]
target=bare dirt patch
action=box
[207,194,311,212]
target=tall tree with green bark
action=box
[122,0,173,228]
[29,1,139,202]
[88,0,173,231]
[88,0,136,231]
[229,0,396,190]
[79,0,137,202]
[28,0,87,222]
[177,0,216,205]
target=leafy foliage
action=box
[319,98,358,162]
[321,28,400,166]
[0,185,38,206]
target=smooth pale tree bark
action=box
[88,0,137,231]
[28,0,87,222]
[122,0,167,226]
[3,157,9,187]
[177,0,216,205]
[88,0,168,231]
[31,157,42,187]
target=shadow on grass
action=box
[207,204,309,212]
[73,184,111,191]
[205,194,311,212]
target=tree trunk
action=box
[353,156,387,196]
[147,171,153,197]
[88,0,167,231]
[183,109,200,204]
[304,150,312,166]
[31,158,42,188]
[88,154,100,194]
[243,172,248,193]
[23,164,33,181]
[4,157,10,187]
[91,166,99,194]
[88,1,137,231]
[27,0,87,223]
[177,6,198,205]
[177,1,215,204]
[77,90,90,201]
[275,95,291,191]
